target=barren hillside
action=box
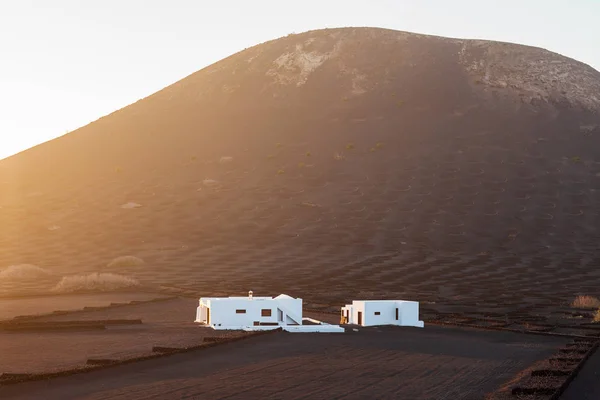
[2,27,600,307]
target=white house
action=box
[340,300,424,328]
[195,291,344,333]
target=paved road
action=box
[560,348,600,400]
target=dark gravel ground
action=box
[0,325,566,400]
[0,297,245,374]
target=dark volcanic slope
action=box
[1,27,600,304]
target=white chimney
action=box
[248,290,253,300]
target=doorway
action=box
[206,307,210,325]
[357,311,363,326]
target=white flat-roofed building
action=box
[195,291,344,333]
[341,300,424,328]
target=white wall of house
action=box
[196,293,345,333]
[397,301,422,327]
[195,294,303,330]
[341,300,424,328]
[341,304,352,324]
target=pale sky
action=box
[1,0,599,160]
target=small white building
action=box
[195,291,344,333]
[340,300,424,328]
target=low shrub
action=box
[0,264,51,280]
[203,178,218,186]
[52,273,140,293]
[571,295,600,309]
[106,256,145,269]
[121,202,142,209]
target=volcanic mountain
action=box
[2,27,600,305]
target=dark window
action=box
[253,321,260,326]
[374,311,381,315]
[261,309,272,317]
[236,309,246,314]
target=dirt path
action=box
[0,326,565,400]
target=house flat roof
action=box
[201,294,298,302]
[349,300,419,304]
[202,297,272,301]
